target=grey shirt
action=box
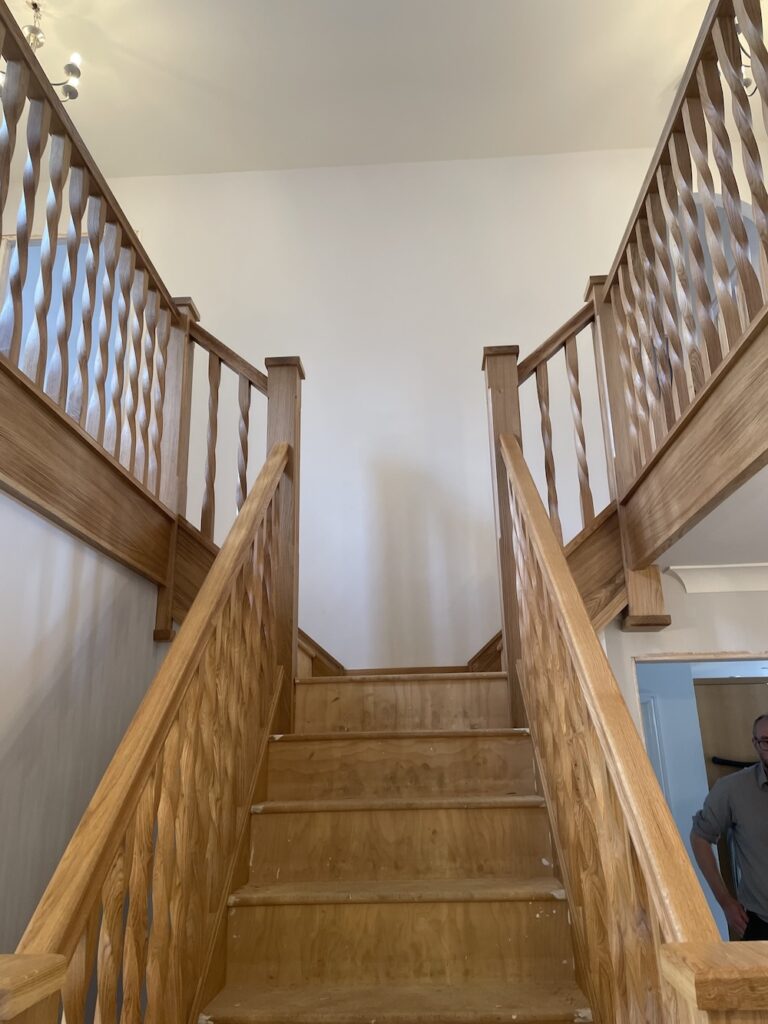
[692,763,768,922]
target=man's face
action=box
[753,719,768,770]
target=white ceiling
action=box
[11,0,708,177]
[661,465,768,568]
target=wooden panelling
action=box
[295,673,510,733]
[171,516,217,621]
[565,502,627,631]
[249,801,552,883]
[621,313,768,568]
[266,730,535,800]
[0,358,173,584]
[224,898,572,987]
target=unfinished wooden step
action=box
[294,672,510,733]
[223,888,573,986]
[249,795,553,883]
[266,728,535,800]
[202,979,591,1023]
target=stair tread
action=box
[252,794,545,814]
[296,672,506,685]
[202,980,591,1023]
[270,728,530,742]
[229,876,566,907]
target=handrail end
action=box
[661,941,768,1011]
[0,954,66,1021]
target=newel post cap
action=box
[583,275,607,302]
[265,356,306,380]
[172,295,201,322]
[481,345,519,371]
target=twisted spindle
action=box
[201,352,222,539]
[24,133,70,388]
[67,195,106,426]
[0,98,50,365]
[104,246,136,459]
[121,269,149,476]
[564,335,593,528]
[47,166,88,406]
[87,220,122,443]
[237,374,251,512]
[535,360,563,543]
[137,291,159,486]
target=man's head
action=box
[752,714,768,769]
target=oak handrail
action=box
[190,322,269,395]
[18,441,289,962]
[500,431,715,944]
[516,302,594,385]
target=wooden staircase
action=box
[201,670,591,1024]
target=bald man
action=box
[691,713,768,940]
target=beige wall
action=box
[0,492,164,950]
[110,147,653,668]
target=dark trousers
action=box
[743,911,768,940]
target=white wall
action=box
[0,491,164,950]
[604,573,768,728]
[110,148,653,667]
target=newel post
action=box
[482,346,526,727]
[265,356,304,732]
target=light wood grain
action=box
[202,978,589,1024]
[0,357,174,583]
[249,800,552,883]
[621,306,768,567]
[500,431,718,1021]
[225,899,572,987]
[266,730,535,800]
[662,942,768,1012]
[17,439,289,1019]
[295,674,511,733]
[482,345,525,724]
[265,356,304,731]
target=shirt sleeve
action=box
[692,779,732,843]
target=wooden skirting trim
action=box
[0,358,174,585]
[621,311,768,568]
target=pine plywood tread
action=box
[228,876,566,906]
[201,980,592,1023]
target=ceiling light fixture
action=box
[3,0,83,102]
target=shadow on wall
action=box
[0,500,164,951]
[369,458,498,666]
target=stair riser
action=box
[225,900,573,986]
[250,806,554,883]
[295,679,510,733]
[267,734,536,800]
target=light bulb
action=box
[67,75,79,88]
[69,52,81,66]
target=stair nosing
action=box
[228,876,566,907]
[252,794,545,814]
[270,727,530,742]
[296,671,507,685]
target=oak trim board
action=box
[620,312,768,569]
[0,357,174,584]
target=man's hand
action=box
[720,895,749,937]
